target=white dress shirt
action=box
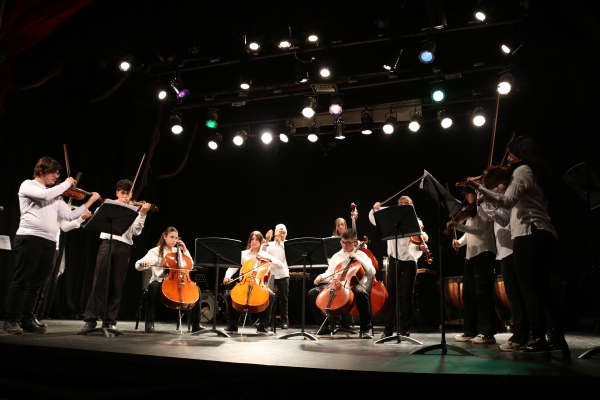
[477,165,557,240]
[224,249,284,280]
[98,211,146,245]
[315,248,376,289]
[263,240,289,279]
[369,208,423,261]
[478,201,513,260]
[455,211,496,260]
[16,179,87,241]
[135,246,193,285]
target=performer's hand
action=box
[452,239,460,250]
[372,202,381,211]
[66,177,76,186]
[265,229,273,242]
[419,244,428,252]
[139,202,152,216]
[90,192,101,203]
[177,239,187,252]
[141,261,151,268]
[81,210,92,220]
[314,276,323,285]
[498,183,507,192]
[223,276,231,285]
[446,220,457,230]
[347,251,357,259]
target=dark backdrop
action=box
[1,0,599,329]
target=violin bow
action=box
[63,144,83,207]
[130,153,146,198]
[380,174,425,206]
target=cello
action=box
[315,236,369,317]
[349,203,388,317]
[230,257,271,313]
[159,243,199,310]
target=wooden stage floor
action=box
[1,320,599,399]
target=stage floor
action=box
[1,320,599,399]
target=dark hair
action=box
[461,185,476,196]
[507,136,554,202]
[246,231,264,250]
[33,157,61,178]
[116,179,133,191]
[157,227,178,260]
[341,228,357,240]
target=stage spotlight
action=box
[319,63,331,78]
[233,129,247,146]
[302,96,317,118]
[329,96,343,116]
[240,72,252,90]
[409,112,422,132]
[306,32,319,43]
[431,84,445,103]
[419,42,436,64]
[383,110,397,134]
[119,56,133,71]
[170,114,183,134]
[383,47,403,72]
[474,0,493,22]
[497,73,514,95]
[280,133,289,143]
[472,107,485,126]
[261,127,273,144]
[208,133,222,150]
[361,108,373,135]
[205,110,218,129]
[170,78,189,99]
[284,121,296,137]
[246,35,262,53]
[437,110,453,129]
[334,117,346,139]
[501,40,524,56]
[308,119,319,142]
[294,62,309,83]
[158,89,167,100]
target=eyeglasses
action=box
[341,240,355,246]
[47,171,60,177]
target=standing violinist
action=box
[369,196,428,339]
[447,185,497,344]
[308,228,376,338]
[222,231,283,335]
[135,227,204,333]
[471,136,569,357]
[263,224,290,329]
[4,157,101,334]
[81,179,152,331]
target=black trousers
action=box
[462,251,497,336]
[34,248,62,320]
[83,240,131,325]
[501,254,529,344]
[145,280,202,325]
[273,277,289,321]
[5,235,56,321]
[225,284,275,326]
[308,283,372,330]
[383,258,417,334]
[512,226,560,336]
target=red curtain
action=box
[0,0,93,103]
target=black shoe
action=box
[20,318,47,333]
[192,322,205,332]
[546,328,571,359]
[224,325,238,333]
[145,322,154,333]
[256,325,273,335]
[33,318,48,329]
[4,320,23,334]
[519,331,550,353]
[81,321,97,331]
[281,323,289,329]
[316,326,331,335]
[103,324,117,330]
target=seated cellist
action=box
[222,231,283,335]
[308,228,376,338]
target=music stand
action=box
[323,237,342,260]
[279,238,328,340]
[372,205,423,346]
[190,237,243,337]
[78,200,138,338]
[563,163,600,359]
[410,170,475,356]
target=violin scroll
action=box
[130,200,159,212]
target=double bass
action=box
[349,203,388,317]
[315,237,369,317]
[159,243,199,310]
[230,257,271,313]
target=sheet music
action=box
[0,235,11,250]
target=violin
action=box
[456,158,522,191]
[230,256,271,313]
[159,242,199,310]
[129,199,159,212]
[315,236,368,317]
[443,201,477,236]
[49,179,105,203]
[410,228,433,265]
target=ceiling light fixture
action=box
[334,117,346,139]
[119,55,133,71]
[383,109,397,134]
[205,109,218,129]
[261,127,273,144]
[437,110,453,129]
[240,72,252,90]
[472,107,486,126]
[329,95,343,116]
[302,96,317,118]
[233,129,247,146]
[409,112,422,132]
[431,83,445,103]
[294,62,309,83]
[497,73,514,95]
[170,114,183,134]
[361,108,373,135]
[284,121,296,137]
[208,132,222,150]
[419,41,436,64]
[245,35,262,53]
[170,78,189,99]
[383,47,403,72]
[308,119,319,142]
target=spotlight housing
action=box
[302,96,317,118]
[170,78,189,99]
[409,112,422,132]
[501,40,524,56]
[497,73,514,95]
[284,121,296,137]
[437,110,453,129]
[233,129,247,146]
[240,73,252,90]
[361,108,373,135]
[306,32,319,44]
[245,35,262,53]
[419,42,436,64]
[170,114,183,134]
[329,95,343,116]
[208,132,222,150]
[279,133,289,143]
[205,110,218,129]
[261,127,273,144]
[334,117,346,139]
[472,107,486,126]
[158,90,167,100]
[119,60,131,71]
[383,110,397,134]
[294,62,309,83]
[431,83,445,103]
[308,119,319,142]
